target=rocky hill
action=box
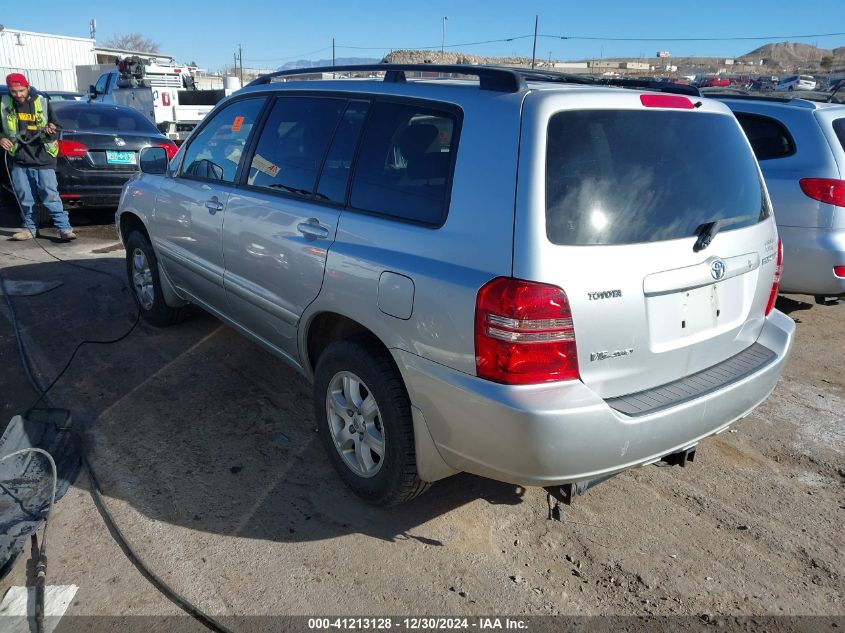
[739,42,840,64]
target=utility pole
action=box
[531,15,538,69]
[332,37,336,79]
[441,16,448,56]
[238,44,244,88]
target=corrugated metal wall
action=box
[0,29,96,91]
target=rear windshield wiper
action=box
[693,214,758,252]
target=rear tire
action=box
[313,338,430,506]
[125,230,187,326]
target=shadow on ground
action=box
[1,256,527,553]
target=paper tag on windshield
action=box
[232,116,245,132]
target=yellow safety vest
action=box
[1,93,59,158]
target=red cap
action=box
[6,73,30,88]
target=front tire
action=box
[313,339,429,506]
[125,230,187,326]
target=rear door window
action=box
[545,110,768,246]
[734,112,796,160]
[246,96,347,198]
[349,101,459,226]
[316,100,369,204]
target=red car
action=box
[698,77,731,88]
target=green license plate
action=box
[106,150,136,165]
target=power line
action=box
[244,46,333,63]
[335,34,535,52]
[540,31,845,42]
[332,30,845,53]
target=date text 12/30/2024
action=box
[307,617,529,630]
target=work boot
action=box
[59,230,77,241]
[10,230,35,241]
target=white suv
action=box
[117,65,795,505]
[774,75,817,91]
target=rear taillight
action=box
[57,140,88,157]
[799,178,845,207]
[834,266,845,278]
[765,238,783,316]
[475,277,579,385]
[157,143,179,160]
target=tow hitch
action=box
[544,445,699,507]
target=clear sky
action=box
[5,0,845,71]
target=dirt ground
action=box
[0,206,843,631]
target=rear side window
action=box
[247,96,346,197]
[350,101,458,226]
[734,112,796,160]
[833,118,845,151]
[546,110,767,246]
[180,98,265,183]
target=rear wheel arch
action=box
[305,312,383,374]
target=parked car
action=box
[773,75,817,91]
[117,65,794,505]
[717,95,845,303]
[698,77,731,88]
[2,102,178,223]
[47,101,178,219]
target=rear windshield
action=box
[52,104,160,134]
[546,110,768,245]
[833,118,845,151]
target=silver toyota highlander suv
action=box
[117,65,795,506]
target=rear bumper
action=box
[779,225,845,296]
[397,309,794,487]
[56,168,133,209]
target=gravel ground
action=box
[0,208,842,631]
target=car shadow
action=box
[775,295,814,316]
[1,257,528,550]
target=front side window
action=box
[94,74,109,95]
[246,96,346,197]
[734,112,796,161]
[180,98,265,183]
[546,110,767,245]
[349,101,458,226]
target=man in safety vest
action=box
[1,73,76,240]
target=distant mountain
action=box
[739,42,836,64]
[280,57,380,70]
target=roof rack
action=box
[705,94,820,109]
[247,64,527,93]
[247,63,701,97]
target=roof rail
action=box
[247,64,527,93]
[247,63,703,97]
[706,94,819,109]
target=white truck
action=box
[88,61,224,142]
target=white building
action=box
[0,27,96,91]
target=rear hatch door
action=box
[514,90,780,399]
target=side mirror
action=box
[139,146,168,175]
[88,84,97,100]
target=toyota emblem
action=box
[710,259,726,280]
[114,137,126,147]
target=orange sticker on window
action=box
[232,116,245,132]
